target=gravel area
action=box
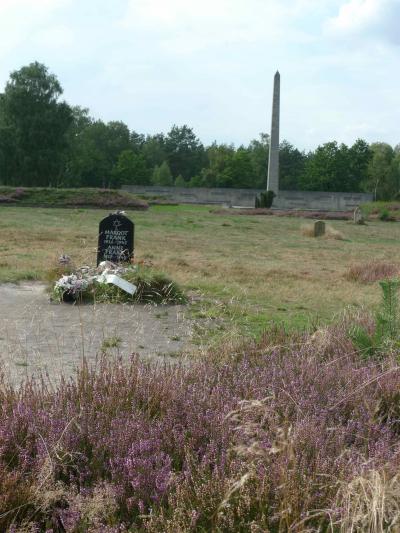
[0,282,193,385]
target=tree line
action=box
[1,62,400,199]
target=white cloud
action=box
[0,0,66,9]
[120,0,318,54]
[33,26,74,49]
[327,0,400,44]
[329,0,379,31]
[0,0,71,59]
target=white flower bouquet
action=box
[54,274,93,302]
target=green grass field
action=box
[1,204,400,339]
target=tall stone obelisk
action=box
[267,71,280,194]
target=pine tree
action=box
[152,161,173,185]
[174,174,186,187]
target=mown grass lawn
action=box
[1,204,400,338]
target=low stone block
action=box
[313,220,325,237]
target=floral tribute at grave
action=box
[51,212,186,304]
[51,259,186,305]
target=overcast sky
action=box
[0,0,399,150]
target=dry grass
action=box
[2,204,400,334]
[335,470,400,532]
[300,224,345,241]
[346,261,400,283]
[325,225,345,240]
[213,208,353,220]
[301,223,319,237]
[301,223,344,240]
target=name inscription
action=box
[97,214,134,265]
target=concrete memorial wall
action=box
[122,185,373,211]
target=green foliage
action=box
[100,335,122,352]
[0,62,73,187]
[228,149,256,188]
[152,161,173,186]
[141,133,166,168]
[174,174,186,187]
[379,207,390,221]
[363,142,400,200]
[111,150,150,187]
[125,267,187,304]
[279,140,306,190]
[164,125,205,180]
[351,279,400,358]
[191,143,234,187]
[361,201,400,221]
[299,139,372,193]
[65,119,132,188]
[348,139,373,191]
[265,190,275,207]
[247,133,269,188]
[255,190,275,208]
[192,141,263,189]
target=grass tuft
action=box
[93,267,187,304]
[301,223,344,240]
[301,223,317,237]
[346,261,400,283]
[336,470,400,532]
[325,225,345,240]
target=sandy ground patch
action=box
[0,282,193,385]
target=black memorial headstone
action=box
[97,213,134,265]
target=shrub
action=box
[255,190,275,208]
[350,279,400,358]
[346,261,399,283]
[379,208,391,221]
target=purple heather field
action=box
[1,312,400,531]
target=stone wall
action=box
[122,185,373,211]
[273,190,373,211]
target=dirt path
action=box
[0,283,194,385]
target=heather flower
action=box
[1,315,400,530]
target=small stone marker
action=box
[353,207,365,225]
[58,254,71,265]
[313,220,325,237]
[97,213,134,265]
